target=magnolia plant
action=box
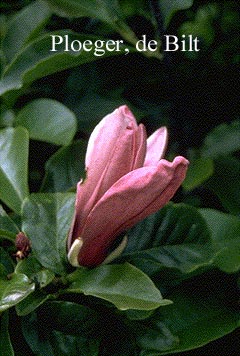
[67,105,189,267]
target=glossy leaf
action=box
[136,273,239,355]
[0,273,35,312]
[0,312,14,356]
[0,31,131,96]
[200,208,240,273]
[201,120,240,158]
[14,98,77,145]
[2,0,51,63]
[21,193,75,274]
[66,263,171,310]
[121,203,212,279]
[125,203,210,251]
[0,127,29,214]
[41,140,87,192]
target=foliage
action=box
[0,1,239,355]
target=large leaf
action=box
[0,272,35,312]
[22,304,100,356]
[135,272,240,355]
[0,312,14,356]
[121,203,213,279]
[14,99,77,145]
[0,127,29,214]
[2,0,51,63]
[66,263,171,310]
[200,208,240,273]
[201,120,240,158]
[41,140,87,192]
[21,193,75,274]
[0,31,131,96]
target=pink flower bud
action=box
[67,106,189,267]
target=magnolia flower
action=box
[67,105,189,267]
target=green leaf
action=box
[206,156,240,215]
[135,321,178,354]
[200,208,240,273]
[121,203,212,279]
[22,305,100,356]
[41,140,87,192]
[0,127,29,214]
[125,309,154,321]
[0,108,15,128]
[21,193,75,274]
[2,0,51,63]
[16,290,53,316]
[159,0,194,27]
[201,120,240,159]
[182,157,214,191]
[35,301,101,336]
[15,256,55,288]
[0,248,15,275]
[125,203,210,251]
[0,205,19,241]
[0,312,14,356]
[0,272,35,312]
[179,4,216,48]
[0,31,130,96]
[136,272,240,355]
[66,263,171,311]
[14,98,77,145]
[45,0,121,21]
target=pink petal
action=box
[77,156,189,266]
[67,106,147,248]
[144,127,168,166]
[85,105,138,174]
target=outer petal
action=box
[144,127,168,166]
[67,106,147,248]
[77,156,189,266]
[85,105,144,178]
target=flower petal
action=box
[85,105,138,175]
[77,156,189,266]
[144,127,168,166]
[67,106,147,248]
